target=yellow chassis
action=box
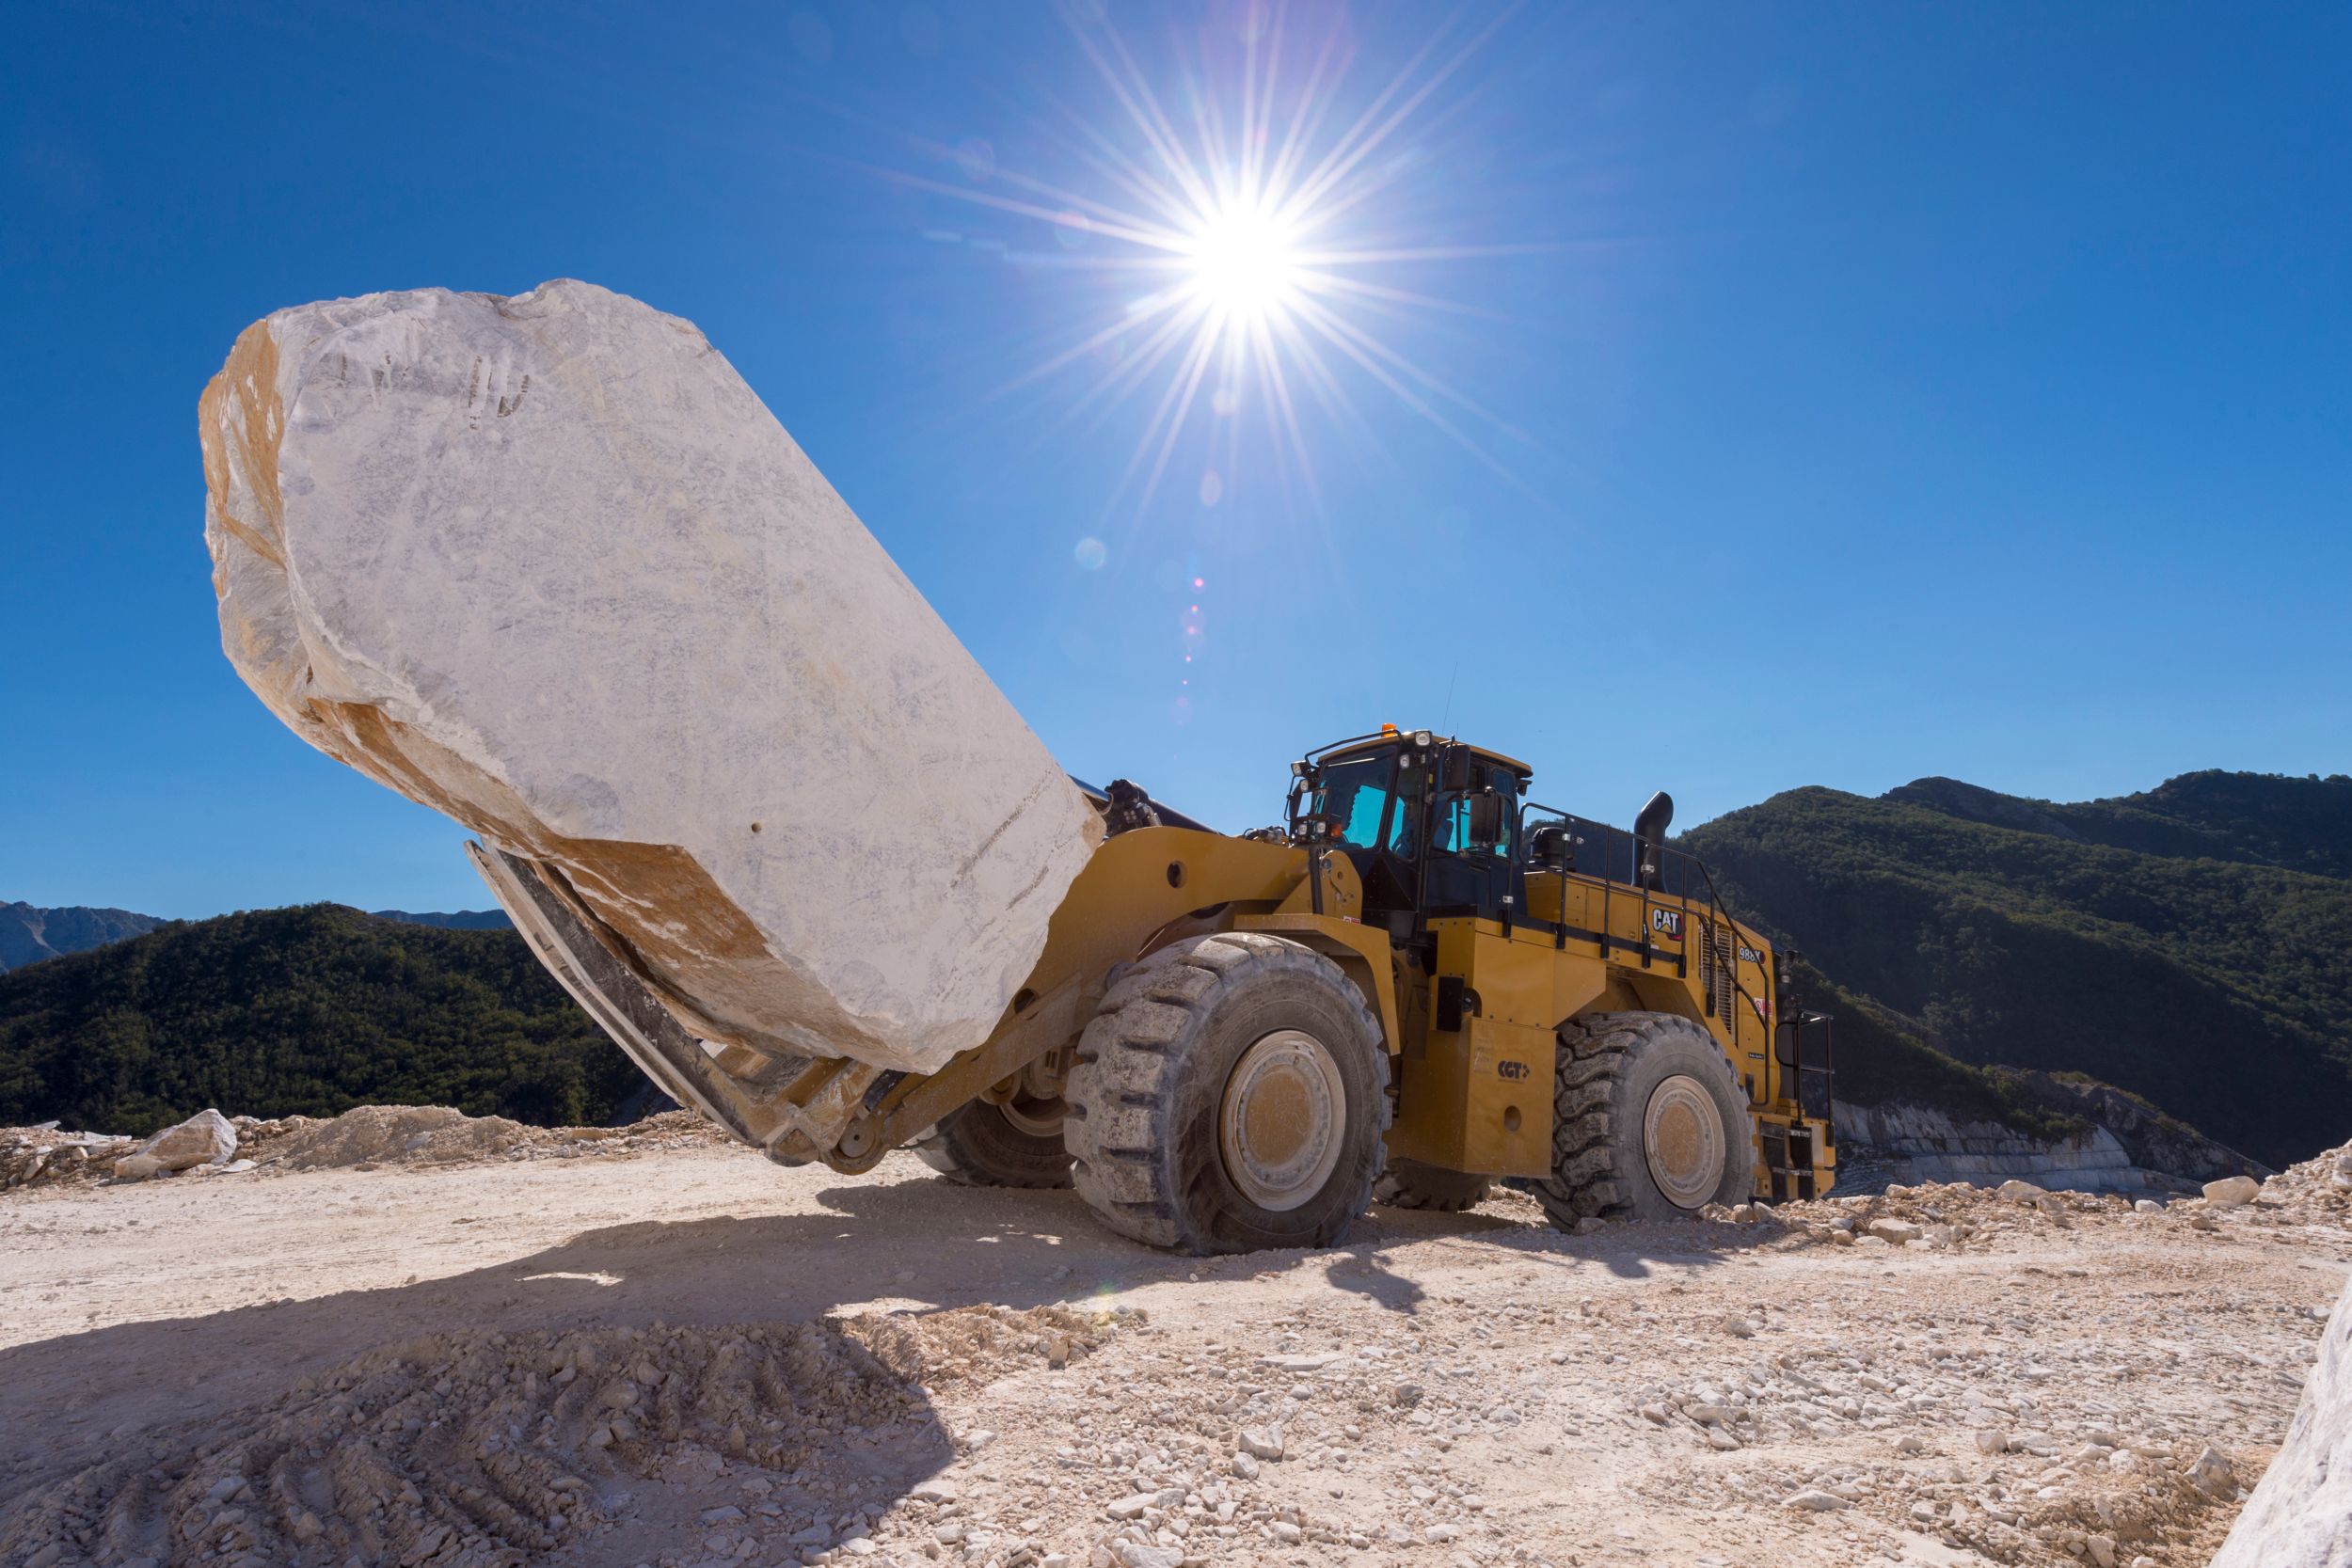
[473,824,1833,1200]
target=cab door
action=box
[1415,753,1522,923]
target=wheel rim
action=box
[997,1093,1066,1140]
[1218,1028,1347,1212]
[1643,1073,1726,1210]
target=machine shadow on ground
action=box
[0,1172,1760,1494]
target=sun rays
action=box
[874,2,1545,517]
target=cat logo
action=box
[1649,907,1683,941]
[1497,1059,1531,1082]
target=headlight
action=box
[1413,730,1433,746]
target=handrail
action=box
[1521,801,1780,1053]
[1524,801,1767,958]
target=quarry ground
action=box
[2,1121,2347,1568]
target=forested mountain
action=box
[371,910,512,931]
[0,903,162,972]
[1888,770,2352,879]
[0,905,637,1136]
[1685,771,2352,1169]
[0,902,512,976]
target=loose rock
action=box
[131,1109,237,1173]
[2203,1175,2262,1208]
[1238,1426,1284,1461]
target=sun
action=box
[869,4,1542,513]
[1182,198,1303,322]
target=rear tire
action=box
[1534,1011,1750,1228]
[1064,932,1390,1254]
[912,1097,1073,1188]
[1374,1159,1492,1212]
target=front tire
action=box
[1064,932,1390,1254]
[1534,1011,1751,1227]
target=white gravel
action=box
[2,1121,2346,1567]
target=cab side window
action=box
[1433,766,1514,858]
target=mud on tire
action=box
[1063,931,1390,1254]
[1373,1159,1492,1212]
[911,1099,1073,1188]
[1534,1010,1751,1228]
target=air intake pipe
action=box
[1632,790,1675,892]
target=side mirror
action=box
[1440,749,1473,792]
[1467,789,1503,849]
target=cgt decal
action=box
[1497,1059,1532,1082]
[1649,907,1684,941]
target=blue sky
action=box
[4,1,2347,920]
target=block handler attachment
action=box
[478,730,1836,1253]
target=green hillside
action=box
[1685,773,2352,1169]
[1889,770,2352,879]
[0,905,640,1136]
[1784,958,2089,1145]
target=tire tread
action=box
[1534,1011,1746,1229]
[1064,932,1390,1252]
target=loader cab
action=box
[1289,729,1531,939]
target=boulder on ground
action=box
[202,281,1101,1075]
[1995,1180,2042,1202]
[2210,1272,2352,1566]
[132,1108,237,1172]
[2203,1174,2262,1208]
[269,1106,529,1171]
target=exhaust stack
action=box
[1632,791,1675,891]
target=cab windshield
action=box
[1309,754,1396,850]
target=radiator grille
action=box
[1703,920,1735,1025]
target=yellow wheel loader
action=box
[472,727,1836,1253]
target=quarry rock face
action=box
[200,280,1099,1074]
[2210,1270,2352,1567]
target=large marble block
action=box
[202,280,1098,1072]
